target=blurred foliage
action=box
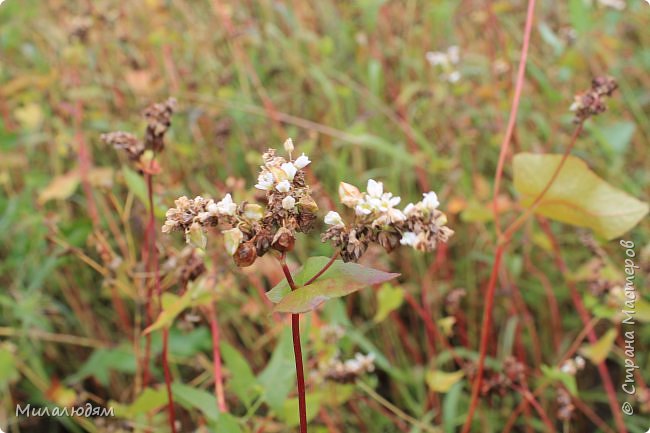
[0,0,649,432]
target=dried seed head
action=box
[101,131,144,161]
[234,241,257,267]
[144,97,177,153]
[570,76,618,123]
[272,227,295,252]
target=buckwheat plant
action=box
[163,139,453,433]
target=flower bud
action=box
[282,195,296,210]
[222,227,243,256]
[243,203,264,221]
[283,137,294,154]
[298,195,318,213]
[234,241,257,267]
[339,182,362,208]
[186,222,207,249]
[272,227,295,252]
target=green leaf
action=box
[258,329,295,412]
[442,382,463,433]
[172,382,219,423]
[215,413,243,433]
[67,346,137,386]
[513,153,649,240]
[268,257,400,314]
[144,280,213,334]
[111,387,168,418]
[373,284,404,322]
[0,344,19,390]
[281,392,323,427]
[221,342,259,407]
[540,365,578,395]
[425,370,465,393]
[579,328,617,364]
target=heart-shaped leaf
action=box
[579,328,617,364]
[267,257,400,314]
[514,153,648,240]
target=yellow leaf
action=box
[514,153,649,240]
[38,171,80,205]
[15,103,44,130]
[437,317,457,337]
[425,369,465,393]
[579,328,617,364]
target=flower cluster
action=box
[163,140,317,267]
[560,356,586,376]
[320,352,376,384]
[322,180,453,262]
[425,46,461,83]
[570,76,617,123]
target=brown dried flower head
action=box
[570,76,617,123]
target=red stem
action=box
[279,254,308,433]
[491,0,537,237]
[304,251,339,286]
[461,245,504,433]
[539,219,628,433]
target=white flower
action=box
[421,192,440,210]
[215,193,237,216]
[282,195,296,210]
[447,71,461,83]
[324,211,345,227]
[280,162,298,180]
[276,180,291,192]
[355,200,374,216]
[377,193,401,212]
[447,45,460,64]
[283,137,294,154]
[403,203,415,216]
[255,172,275,190]
[400,232,417,246]
[366,179,383,198]
[426,51,448,67]
[206,200,218,214]
[293,153,311,169]
[222,227,243,256]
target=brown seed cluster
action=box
[102,97,177,162]
[322,181,453,262]
[163,141,317,267]
[571,76,618,123]
[144,98,177,153]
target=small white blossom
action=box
[293,153,311,169]
[421,192,440,210]
[403,203,415,216]
[282,195,296,210]
[280,162,298,180]
[447,71,461,83]
[324,211,345,227]
[215,193,237,216]
[255,172,275,190]
[222,227,243,256]
[355,201,374,216]
[283,137,294,154]
[276,180,291,192]
[400,231,417,246]
[366,179,383,198]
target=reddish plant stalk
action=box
[144,167,177,433]
[207,302,228,412]
[491,0,537,236]
[539,219,628,433]
[279,254,308,433]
